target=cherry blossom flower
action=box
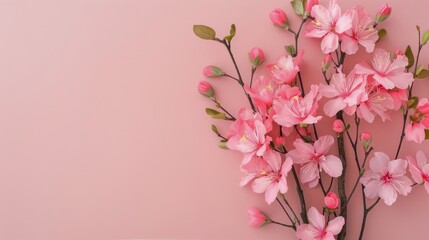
[405,98,429,143]
[246,75,279,116]
[273,85,322,128]
[305,0,352,54]
[267,51,304,85]
[248,207,270,227]
[296,207,345,240]
[407,151,429,194]
[319,69,367,117]
[250,150,293,204]
[355,48,414,90]
[288,135,342,188]
[227,109,272,165]
[356,78,394,123]
[360,152,413,206]
[342,6,379,55]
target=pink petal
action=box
[363,180,382,199]
[373,75,395,89]
[240,173,256,187]
[300,162,319,185]
[388,159,408,176]
[281,156,294,176]
[314,135,334,155]
[370,152,390,173]
[387,72,414,90]
[357,103,375,123]
[391,175,412,196]
[252,176,272,193]
[379,184,398,206]
[335,14,352,34]
[321,32,339,54]
[324,98,347,117]
[341,35,359,55]
[263,149,282,172]
[322,155,343,177]
[265,182,280,205]
[326,216,345,235]
[308,207,325,231]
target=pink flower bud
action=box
[332,119,345,133]
[248,207,270,228]
[375,3,391,24]
[395,49,404,56]
[198,81,215,98]
[269,9,288,29]
[322,55,332,72]
[360,132,372,149]
[305,0,319,13]
[249,47,265,69]
[324,192,339,210]
[203,65,224,78]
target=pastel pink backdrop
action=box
[0,0,428,239]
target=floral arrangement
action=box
[194,0,429,239]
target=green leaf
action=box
[405,45,414,69]
[285,45,296,56]
[422,30,429,45]
[291,0,304,16]
[417,69,429,79]
[377,29,387,42]
[218,139,229,149]
[205,108,226,119]
[224,24,236,42]
[211,124,219,134]
[425,129,429,140]
[193,25,216,40]
[408,96,419,109]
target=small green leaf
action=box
[417,69,429,79]
[408,96,419,109]
[205,108,226,119]
[224,24,236,41]
[400,105,406,115]
[218,139,229,149]
[193,25,216,40]
[416,65,424,75]
[285,45,296,56]
[291,0,304,16]
[425,129,429,140]
[211,124,219,134]
[405,45,414,69]
[422,30,429,45]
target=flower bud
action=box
[375,4,391,24]
[332,119,345,133]
[275,136,285,147]
[322,55,332,72]
[360,132,372,149]
[203,65,224,78]
[248,207,270,228]
[249,47,265,69]
[198,81,215,98]
[324,192,339,210]
[269,9,289,29]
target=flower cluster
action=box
[194,0,429,239]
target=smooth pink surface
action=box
[0,0,428,239]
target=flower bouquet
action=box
[194,0,429,239]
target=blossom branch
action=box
[276,197,297,230]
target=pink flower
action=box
[375,3,392,24]
[249,47,265,68]
[355,48,414,90]
[405,98,429,143]
[342,6,379,55]
[273,85,322,128]
[288,135,343,188]
[198,81,215,98]
[356,78,394,123]
[251,150,294,204]
[332,119,344,133]
[270,9,288,28]
[296,207,345,240]
[248,207,270,228]
[305,0,352,54]
[227,110,272,165]
[324,192,339,209]
[319,69,367,117]
[246,76,278,116]
[240,156,270,187]
[360,152,413,206]
[267,51,303,84]
[360,132,372,149]
[202,65,224,78]
[407,151,429,194]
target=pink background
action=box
[0,0,428,239]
